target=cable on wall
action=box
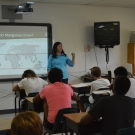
[68,74,83,81]
[94,46,98,66]
[106,62,108,72]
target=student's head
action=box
[48,68,63,83]
[113,76,131,95]
[11,111,43,135]
[114,66,128,78]
[52,42,66,57]
[90,67,101,78]
[22,69,37,79]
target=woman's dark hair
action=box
[114,76,131,95]
[114,66,128,77]
[48,68,63,83]
[22,69,37,79]
[52,42,66,58]
[90,67,101,77]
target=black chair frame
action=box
[44,108,80,135]
[15,90,38,114]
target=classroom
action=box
[0,0,135,134]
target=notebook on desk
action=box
[71,83,91,88]
[92,90,111,95]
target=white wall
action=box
[0,1,135,110]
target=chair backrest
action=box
[28,92,38,97]
[44,108,80,134]
[98,88,110,90]
[116,127,135,135]
[0,129,12,135]
[15,90,26,99]
[92,88,110,105]
[108,70,112,83]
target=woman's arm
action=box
[66,53,75,66]
[71,53,75,65]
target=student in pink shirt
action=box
[33,67,84,130]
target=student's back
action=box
[125,78,135,98]
[40,82,73,123]
[90,95,134,135]
[19,77,47,95]
[80,76,134,135]
[88,67,110,103]
[33,67,84,130]
[12,69,48,95]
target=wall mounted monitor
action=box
[94,21,120,48]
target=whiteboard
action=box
[0,23,52,79]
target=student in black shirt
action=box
[80,76,134,135]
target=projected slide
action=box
[0,23,52,78]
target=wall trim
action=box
[0,109,19,115]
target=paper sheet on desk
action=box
[92,90,111,94]
[71,83,91,88]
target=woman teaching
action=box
[47,42,75,84]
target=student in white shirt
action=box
[12,69,48,111]
[88,67,110,103]
[110,66,135,99]
[12,69,48,95]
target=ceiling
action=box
[1,0,135,8]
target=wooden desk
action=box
[0,118,12,130]
[70,83,91,96]
[64,112,87,134]
[25,97,43,112]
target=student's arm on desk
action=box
[80,113,94,125]
[33,94,43,103]
[12,84,21,91]
[81,97,104,125]
[72,93,85,112]
[33,94,48,119]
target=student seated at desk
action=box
[110,66,135,99]
[110,66,135,119]
[11,111,44,135]
[12,69,48,95]
[89,67,110,103]
[12,69,48,111]
[80,67,110,104]
[80,76,134,135]
[33,67,84,131]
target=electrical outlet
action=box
[84,45,91,52]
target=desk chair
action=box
[15,90,38,114]
[83,88,110,111]
[44,108,80,135]
[116,127,135,135]
[0,129,12,135]
[15,90,26,115]
[21,92,38,112]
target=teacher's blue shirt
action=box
[47,54,74,79]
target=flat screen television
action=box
[94,21,120,48]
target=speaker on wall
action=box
[94,21,120,48]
